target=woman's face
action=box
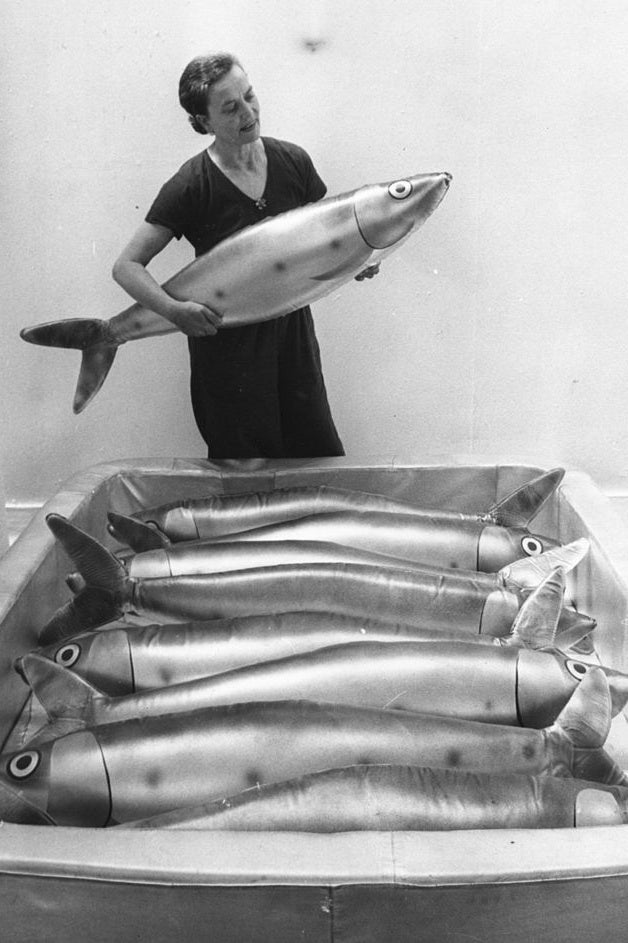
[203,66,261,147]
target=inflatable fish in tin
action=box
[108,469,565,573]
[108,471,564,554]
[122,760,628,832]
[1,667,623,827]
[18,571,622,733]
[38,513,592,644]
[36,598,591,698]
[20,171,451,413]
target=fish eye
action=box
[388,180,412,200]
[8,750,40,780]
[565,660,588,681]
[521,535,543,556]
[54,643,81,668]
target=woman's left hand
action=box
[354,263,380,281]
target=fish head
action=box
[0,731,110,827]
[478,523,561,571]
[36,628,134,696]
[352,172,452,250]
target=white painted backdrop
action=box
[2,0,627,502]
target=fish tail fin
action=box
[107,511,170,551]
[555,666,611,750]
[38,587,124,644]
[499,537,589,592]
[485,467,565,526]
[603,668,628,717]
[508,567,564,650]
[46,513,127,591]
[20,318,119,413]
[573,748,628,787]
[15,652,103,722]
[551,666,627,785]
[38,514,130,641]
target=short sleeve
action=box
[145,175,190,239]
[300,149,327,203]
[145,153,209,240]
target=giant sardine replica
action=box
[36,609,550,697]
[20,171,451,413]
[108,470,564,558]
[38,514,592,644]
[19,571,625,731]
[1,668,621,827]
[121,762,628,832]
[108,470,564,572]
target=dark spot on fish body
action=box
[214,289,226,300]
[446,749,462,768]
[246,769,262,787]
[158,667,173,686]
[522,743,536,761]
[274,261,287,272]
[484,700,493,714]
[145,768,163,789]
[330,238,342,250]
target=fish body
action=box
[121,538,458,579]
[111,471,564,551]
[2,668,621,827]
[19,573,622,732]
[121,763,628,832]
[20,172,451,413]
[39,514,592,646]
[205,509,557,573]
[37,611,516,696]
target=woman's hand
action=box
[354,263,381,282]
[166,300,223,336]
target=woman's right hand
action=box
[166,299,223,336]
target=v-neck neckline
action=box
[206,140,269,206]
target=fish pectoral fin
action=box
[14,653,104,721]
[107,512,170,552]
[486,467,565,526]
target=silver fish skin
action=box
[120,762,628,832]
[203,511,559,574]
[19,571,623,733]
[38,513,593,646]
[113,470,564,548]
[121,537,488,580]
[2,667,622,827]
[38,612,514,696]
[20,172,451,413]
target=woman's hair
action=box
[179,52,243,134]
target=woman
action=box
[113,52,375,459]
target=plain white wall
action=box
[2,0,627,502]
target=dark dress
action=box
[145,137,344,459]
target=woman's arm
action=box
[112,221,223,336]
